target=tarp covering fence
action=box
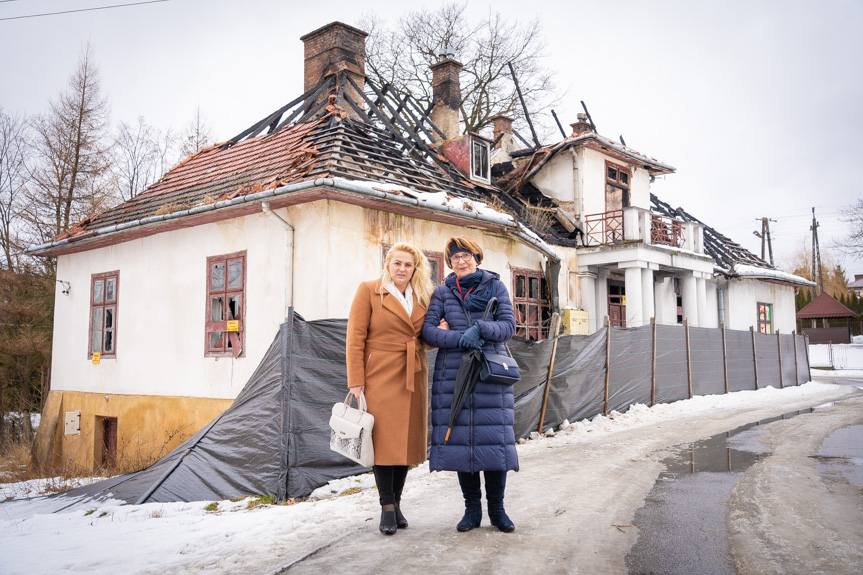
[9,311,810,510]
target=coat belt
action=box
[365,338,422,392]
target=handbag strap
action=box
[344,391,368,413]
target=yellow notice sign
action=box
[92,352,101,364]
[621,295,626,305]
[227,320,239,332]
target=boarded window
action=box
[206,252,246,357]
[89,272,119,358]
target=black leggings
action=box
[373,465,409,506]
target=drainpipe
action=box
[261,202,294,319]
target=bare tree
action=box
[180,106,214,158]
[111,116,176,201]
[833,199,863,260]
[0,107,29,271]
[23,43,114,247]
[361,3,559,140]
[783,239,850,298]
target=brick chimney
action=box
[430,57,463,140]
[300,22,367,120]
[571,113,593,136]
[492,115,513,148]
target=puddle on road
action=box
[812,424,863,488]
[625,409,812,575]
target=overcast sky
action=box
[1,0,860,277]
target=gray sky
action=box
[1,0,860,277]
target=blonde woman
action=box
[346,242,434,535]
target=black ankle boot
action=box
[457,472,483,532]
[394,502,408,529]
[485,471,515,533]
[379,504,397,535]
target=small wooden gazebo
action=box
[797,292,856,344]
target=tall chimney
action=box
[571,113,593,136]
[492,115,513,149]
[300,22,368,120]
[430,57,463,140]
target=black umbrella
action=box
[445,348,484,443]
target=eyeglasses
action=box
[450,253,474,263]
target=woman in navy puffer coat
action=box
[422,237,518,533]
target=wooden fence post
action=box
[751,326,759,390]
[721,322,729,394]
[777,330,784,388]
[651,317,657,406]
[538,313,561,433]
[792,330,800,386]
[604,317,611,415]
[685,318,692,399]
[804,333,812,382]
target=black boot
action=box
[393,465,409,529]
[456,472,483,532]
[379,504,397,535]
[485,471,515,532]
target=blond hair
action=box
[381,242,434,308]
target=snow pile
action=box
[731,264,812,286]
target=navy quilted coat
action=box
[421,269,519,473]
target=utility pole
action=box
[811,207,823,295]
[753,217,776,266]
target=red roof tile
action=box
[796,292,856,319]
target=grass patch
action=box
[148,508,165,519]
[339,487,362,497]
[204,502,219,512]
[84,509,96,516]
[245,494,276,510]
[98,512,108,518]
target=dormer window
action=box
[470,135,491,183]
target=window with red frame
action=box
[512,268,552,341]
[89,271,119,358]
[206,252,246,357]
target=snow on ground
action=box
[0,476,107,502]
[0,381,854,575]
[811,368,863,379]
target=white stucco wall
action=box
[531,152,575,204]
[51,199,560,401]
[725,278,797,333]
[573,147,651,217]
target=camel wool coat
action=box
[346,279,429,466]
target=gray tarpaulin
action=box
[5,312,810,512]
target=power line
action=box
[0,0,169,21]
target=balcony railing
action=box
[584,210,623,246]
[650,213,686,248]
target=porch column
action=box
[596,268,609,327]
[696,276,708,328]
[578,270,597,333]
[681,273,699,327]
[642,266,655,324]
[623,264,644,327]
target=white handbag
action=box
[329,391,375,467]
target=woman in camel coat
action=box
[346,242,434,535]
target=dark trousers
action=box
[457,470,507,507]
[373,465,409,506]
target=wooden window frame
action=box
[205,251,246,358]
[605,160,631,213]
[88,271,119,359]
[757,302,773,334]
[512,267,552,341]
[381,245,446,285]
[470,136,491,184]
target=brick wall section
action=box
[301,21,367,91]
[493,115,513,148]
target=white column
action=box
[696,276,708,328]
[642,267,655,324]
[681,273,699,326]
[595,268,608,328]
[624,266,644,327]
[578,271,597,333]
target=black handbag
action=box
[464,295,521,386]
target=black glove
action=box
[458,324,484,350]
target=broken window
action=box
[89,272,119,358]
[512,268,551,341]
[470,136,491,183]
[206,252,246,357]
[605,160,631,213]
[757,302,773,334]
